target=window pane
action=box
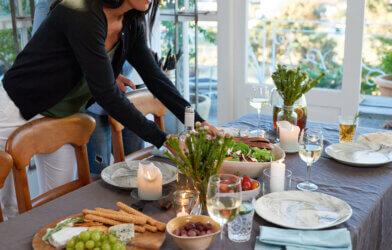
[248,0,347,90]
[198,0,217,12]
[361,0,392,95]
[160,19,217,128]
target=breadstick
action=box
[134,225,146,233]
[83,209,147,225]
[95,207,118,213]
[116,202,166,231]
[84,214,121,226]
[142,224,158,233]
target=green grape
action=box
[95,241,102,247]
[66,247,74,250]
[67,238,76,248]
[80,231,91,242]
[93,248,101,250]
[112,242,122,250]
[101,235,109,241]
[75,241,85,250]
[72,235,80,242]
[91,231,101,242]
[102,242,111,250]
[86,240,95,249]
[108,235,117,244]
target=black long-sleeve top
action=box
[3,0,204,148]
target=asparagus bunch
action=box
[164,124,233,185]
[272,64,326,106]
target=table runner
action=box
[0,114,391,250]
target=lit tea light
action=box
[137,162,162,200]
[177,206,189,217]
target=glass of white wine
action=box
[249,85,271,137]
[297,128,323,191]
[207,174,242,249]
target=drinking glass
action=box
[249,85,271,137]
[297,128,323,191]
[207,174,242,250]
[338,115,358,143]
[228,198,255,242]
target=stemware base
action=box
[297,182,318,191]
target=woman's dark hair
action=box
[50,0,160,41]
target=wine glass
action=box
[207,174,242,250]
[297,128,323,191]
[249,85,271,137]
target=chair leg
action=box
[111,127,125,163]
[75,145,91,185]
[12,167,31,214]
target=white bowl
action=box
[241,179,261,200]
[219,144,286,178]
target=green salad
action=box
[225,141,275,162]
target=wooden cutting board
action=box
[32,214,166,250]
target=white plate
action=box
[255,191,352,230]
[101,160,177,190]
[325,142,392,167]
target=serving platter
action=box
[255,191,352,230]
[325,142,392,167]
[32,214,166,250]
[101,160,177,190]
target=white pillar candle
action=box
[270,161,286,192]
[137,162,162,200]
[278,121,300,152]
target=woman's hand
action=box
[116,74,136,92]
[201,121,218,137]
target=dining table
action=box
[0,113,391,250]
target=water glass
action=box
[338,115,358,143]
[228,198,255,242]
[262,168,292,195]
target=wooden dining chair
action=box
[109,89,167,162]
[6,114,96,213]
[0,151,13,222]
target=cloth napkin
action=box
[255,226,352,250]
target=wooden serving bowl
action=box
[166,215,220,250]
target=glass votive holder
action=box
[262,168,292,195]
[172,190,198,217]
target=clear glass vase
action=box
[277,105,298,125]
[191,180,208,215]
[271,88,307,130]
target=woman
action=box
[0,0,216,219]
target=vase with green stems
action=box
[272,64,326,125]
[164,124,233,214]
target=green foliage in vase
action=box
[272,64,326,106]
[164,125,233,184]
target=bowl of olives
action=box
[166,215,220,250]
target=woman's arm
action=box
[56,3,167,147]
[126,24,205,125]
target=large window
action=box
[0,0,33,80]
[160,0,218,130]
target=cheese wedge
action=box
[48,227,88,248]
[109,223,135,242]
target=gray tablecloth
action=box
[0,114,391,250]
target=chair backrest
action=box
[6,114,96,213]
[109,89,167,162]
[0,151,13,222]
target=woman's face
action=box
[127,0,151,11]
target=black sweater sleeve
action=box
[57,4,167,147]
[126,24,205,124]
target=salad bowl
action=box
[219,144,285,178]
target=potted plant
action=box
[164,124,233,213]
[272,64,325,125]
[375,51,392,96]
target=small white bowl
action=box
[219,144,286,178]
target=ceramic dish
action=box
[255,191,352,230]
[219,144,285,178]
[101,160,177,190]
[325,142,392,167]
[275,142,298,153]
